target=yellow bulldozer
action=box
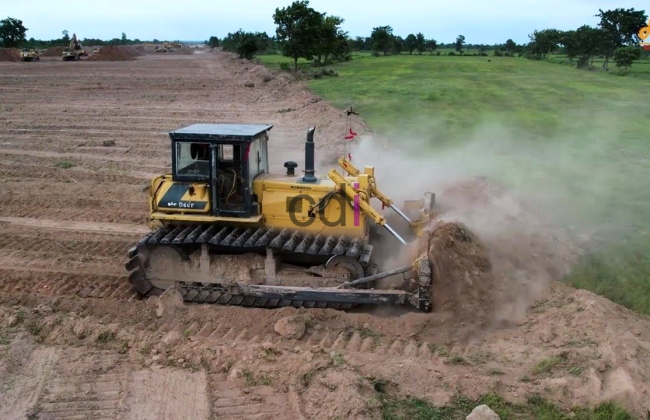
[125,124,435,312]
[20,48,40,61]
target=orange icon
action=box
[640,18,650,50]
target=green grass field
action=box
[258,51,650,316]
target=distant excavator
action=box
[62,33,87,61]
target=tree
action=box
[61,29,70,44]
[425,39,438,54]
[392,35,404,54]
[370,26,394,55]
[505,39,516,53]
[558,30,579,60]
[121,32,127,45]
[613,45,643,72]
[207,36,220,48]
[405,34,416,54]
[0,17,27,48]
[415,32,426,54]
[350,36,369,51]
[455,35,465,53]
[331,33,351,62]
[572,25,608,67]
[221,30,265,59]
[316,14,346,64]
[527,29,562,59]
[273,0,323,70]
[595,8,648,68]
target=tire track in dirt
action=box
[34,349,127,419]
[208,373,300,419]
[0,166,151,185]
[0,151,167,173]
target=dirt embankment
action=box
[0,48,20,62]
[88,45,144,61]
[42,46,64,57]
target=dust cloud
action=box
[344,105,647,328]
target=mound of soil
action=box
[42,47,64,57]
[0,48,20,62]
[424,221,494,331]
[418,177,585,342]
[88,46,143,61]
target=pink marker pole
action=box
[353,182,360,226]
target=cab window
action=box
[176,142,210,177]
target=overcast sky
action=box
[3,0,646,44]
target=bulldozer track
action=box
[137,224,373,261]
[127,224,432,312]
[127,223,378,310]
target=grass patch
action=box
[54,160,75,169]
[0,330,9,345]
[427,343,449,356]
[241,368,273,387]
[379,392,634,419]
[358,327,383,347]
[533,356,564,375]
[96,331,116,344]
[258,51,650,317]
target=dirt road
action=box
[0,50,649,419]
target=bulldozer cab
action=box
[169,123,272,218]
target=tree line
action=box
[0,17,181,49]
[526,8,647,71]
[2,3,647,73]
[207,2,647,74]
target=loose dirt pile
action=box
[413,177,585,341]
[421,221,495,338]
[42,46,64,57]
[0,48,19,62]
[88,45,143,61]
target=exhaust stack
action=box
[302,126,317,183]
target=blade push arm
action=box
[338,157,414,225]
[327,169,407,245]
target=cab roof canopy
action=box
[169,123,273,142]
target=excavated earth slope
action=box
[0,49,649,419]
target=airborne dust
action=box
[340,103,649,338]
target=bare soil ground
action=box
[0,49,649,419]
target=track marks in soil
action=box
[209,373,300,420]
[0,165,150,186]
[0,217,149,235]
[0,346,60,420]
[124,369,210,419]
[189,321,434,359]
[35,350,126,419]
[0,268,136,301]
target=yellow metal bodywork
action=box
[20,49,39,60]
[147,156,431,239]
[336,158,432,238]
[149,171,369,238]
